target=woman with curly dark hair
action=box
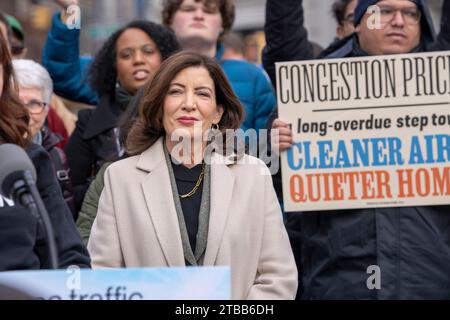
[64,21,180,213]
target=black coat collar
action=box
[82,95,122,140]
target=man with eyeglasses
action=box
[265,0,450,299]
[354,0,424,56]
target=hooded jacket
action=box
[264,0,450,299]
[263,0,450,86]
[325,0,448,59]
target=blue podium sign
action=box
[0,267,230,300]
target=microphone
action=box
[0,144,37,210]
[0,144,59,269]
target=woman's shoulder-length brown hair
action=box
[0,33,30,148]
[126,51,244,156]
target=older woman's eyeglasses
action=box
[24,100,48,114]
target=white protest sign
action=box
[276,51,450,212]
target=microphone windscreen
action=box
[0,144,37,197]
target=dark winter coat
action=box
[0,143,91,270]
[64,95,126,212]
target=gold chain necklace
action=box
[179,162,205,199]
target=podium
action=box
[0,267,230,300]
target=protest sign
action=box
[276,51,450,211]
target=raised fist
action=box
[55,0,80,25]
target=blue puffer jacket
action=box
[42,13,97,105]
[216,46,276,132]
[42,13,276,132]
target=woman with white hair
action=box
[13,59,76,218]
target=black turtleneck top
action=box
[170,160,204,252]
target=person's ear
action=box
[214,105,224,123]
[336,26,344,40]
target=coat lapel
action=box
[138,138,185,267]
[82,95,120,140]
[203,153,235,265]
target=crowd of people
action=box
[0,0,449,300]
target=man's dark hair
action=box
[162,0,235,34]
[332,0,354,26]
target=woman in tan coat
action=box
[87,51,297,300]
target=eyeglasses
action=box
[377,6,422,25]
[24,100,48,114]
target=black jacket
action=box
[262,0,315,86]
[41,125,76,219]
[65,95,126,212]
[0,144,91,270]
[263,0,450,299]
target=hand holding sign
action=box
[271,119,293,154]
